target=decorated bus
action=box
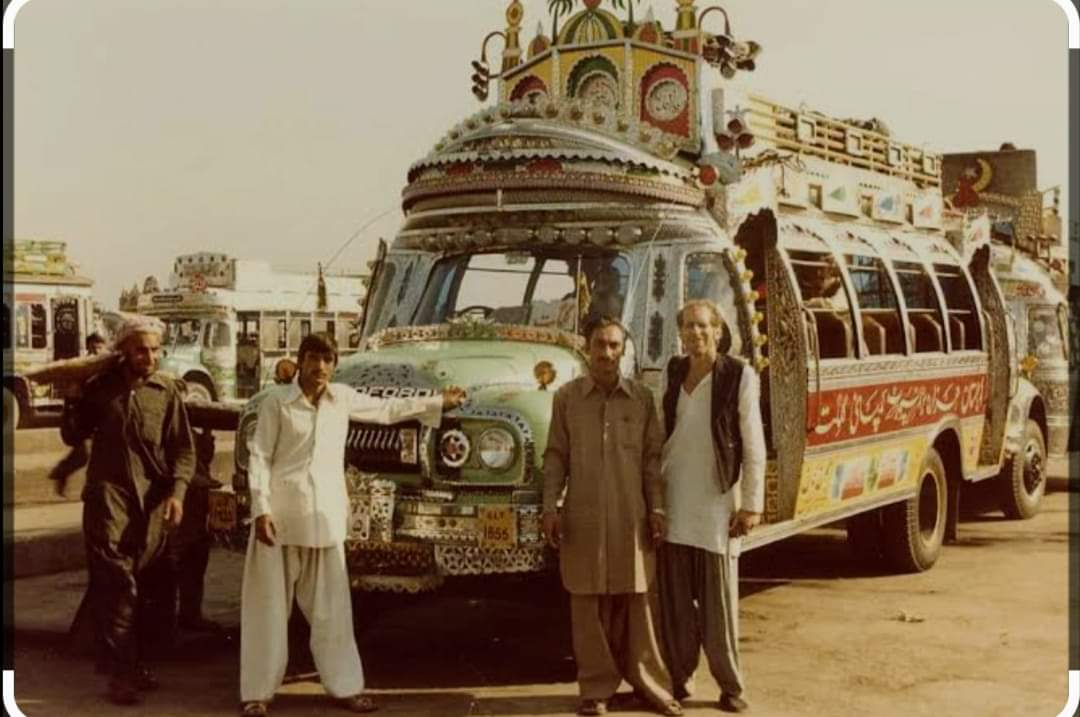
[217,0,1048,591]
[135,252,365,404]
[4,240,97,429]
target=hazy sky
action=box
[12,0,1071,308]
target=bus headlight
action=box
[477,428,516,471]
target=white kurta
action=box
[246,382,442,547]
[661,366,766,556]
[241,382,443,703]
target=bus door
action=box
[968,245,1011,465]
[51,297,80,360]
[236,312,262,399]
[748,213,809,522]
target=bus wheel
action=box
[882,447,947,573]
[998,419,1046,520]
[183,376,215,403]
[846,509,884,564]
[3,386,21,432]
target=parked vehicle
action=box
[216,0,1048,591]
[135,252,365,404]
[4,240,97,429]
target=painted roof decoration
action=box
[9,240,93,286]
[460,0,767,165]
[402,1,946,253]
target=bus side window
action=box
[893,260,946,353]
[15,304,31,349]
[30,304,48,349]
[276,318,287,350]
[845,255,905,355]
[932,263,982,351]
[789,250,856,359]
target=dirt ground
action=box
[6,486,1073,717]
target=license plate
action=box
[478,506,517,549]
[207,490,238,532]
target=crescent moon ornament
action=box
[972,158,993,193]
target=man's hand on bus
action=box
[255,515,277,547]
[163,497,184,530]
[728,510,761,538]
[441,386,468,410]
[542,510,562,549]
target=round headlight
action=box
[477,428,516,471]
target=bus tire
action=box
[183,375,215,403]
[882,446,947,573]
[4,386,22,432]
[998,418,1046,520]
[846,509,884,563]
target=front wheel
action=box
[3,386,21,433]
[183,375,215,403]
[998,418,1046,520]
[882,446,947,573]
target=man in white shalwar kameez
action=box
[239,332,465,716]
[656,301,765,714]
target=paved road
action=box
[6,490,1073,717]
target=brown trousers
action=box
[569,593,675,707]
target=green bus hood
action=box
[335,337,586,397]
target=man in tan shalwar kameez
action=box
[543,317,682,717]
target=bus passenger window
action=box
[790,251,855,359]
[15,305,31,349]
[894,261,945,353]
[932,264,982,351]
[29,304,48,349]
[846,255,905,355]
[277,319,288,350]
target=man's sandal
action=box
[240,701,269,717]
[337,694,378,713]
[577,699,607,716]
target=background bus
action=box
[4,240,97,429]
[132,252,365,404]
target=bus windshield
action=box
[413,251,630,334]
[163,319,204,348]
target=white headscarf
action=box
[114,315,166,349]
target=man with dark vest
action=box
[656,300,765,713]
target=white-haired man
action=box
[656,300,765,713]
[68,316,196,705]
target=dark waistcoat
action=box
[662,354,744,494]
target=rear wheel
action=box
[998,418,1046,520]
[883,446,947,573]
